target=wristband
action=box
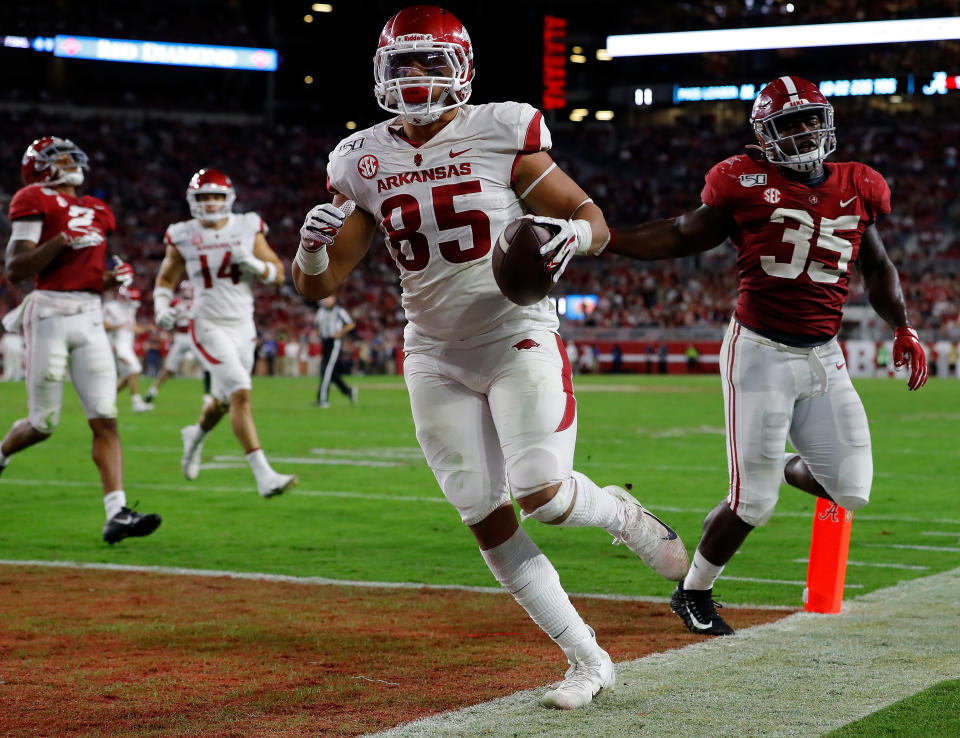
[259,261,278,284]
[295,243,330,276]
[571,219,594,256]
[153,286,173,314]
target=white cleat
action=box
[540,639,615,710]
[180,425,203,481]
[132,397,154,413]
[258,473,298,499]
[606,485,689,581]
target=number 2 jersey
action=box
[701,155,891,343]
[326,102,560,351]
[8,184,115,293]
[163,213,266,320]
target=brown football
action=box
[491,218,556,306]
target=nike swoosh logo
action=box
[840,196,858,207]
[111,514,133,524]
[835,362,846,370]
[685,604,714,631]
[449,147,471,158]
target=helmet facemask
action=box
[187,190,235,223]
[755,104,837,172]
[374,41,472,125]
[34,140,89,186]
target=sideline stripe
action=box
[794,558,929,571]
[0,560,795,611]
[372,567,960,737]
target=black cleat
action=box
[670,582,735,636]
[102,507,162,545]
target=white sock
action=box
[684,549,725,591]
[194,423,210,443]
[481,526,593,651]
[245,448,273,481]
[0,448,8,467]
[556,471,624,530]
[104,490,126,520]
[146,386,158,398]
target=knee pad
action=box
[831,453,872,511]
[507,446,566,498]
[519,475,573,524]
[735,495,778,527]
[28,414,58,435]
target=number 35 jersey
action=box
[326,102,560,351]
[164,213,266,320]
[701,155,891,342]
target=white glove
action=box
[300,201,356,250]
[153,286,177,330]
[526,216,594,283]
[230,244,277,283]
[111,256,134,287]
[66,230,104,250]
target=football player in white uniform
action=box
[103,285,153,413]
[293,5,688,710]
[153,168,297,499]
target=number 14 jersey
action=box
[164,213,266,320]
[701,155,891,343]
[327,102,560,351]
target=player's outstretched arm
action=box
[292,195,376,301]
[607,204,734,261]
[857,224,928,390]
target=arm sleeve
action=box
[700,161,738,212]
[513,103,552,154]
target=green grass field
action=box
[1,373,957,609]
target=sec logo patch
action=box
[763,187,782,204]
[358,155,379,179]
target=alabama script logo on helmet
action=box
[373,5,475,126]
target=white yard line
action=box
[370,566,960,738]
[794,558,930,571]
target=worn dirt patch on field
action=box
[0,566,789,736]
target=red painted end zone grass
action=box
[0,567,790,736]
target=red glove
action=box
[893,326,928,391]
[111,256,134,287]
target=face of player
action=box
[387,51,454,103]
[771,111,822,156]
[196,193,228,222]
[53,152,84,187]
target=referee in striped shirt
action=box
[314,296,357,408]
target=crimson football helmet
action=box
[751,76,836,172]
[374,5,474,125]
[186,168,236,222]
[21,136,89,186]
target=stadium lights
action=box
[569,108,588,121]
[346,121,357,130]
[595,110,615,120]
[312,3,333,10]
[304,14,314,23]
[606,16,960,56]
[304,75,314,84]
[570,54,586,63]
[595,48,612,61]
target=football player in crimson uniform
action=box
[103,286,154,413]
[153,168,297,499]
[608,76,928,636]
[0,136,162,544]
[292,5,688,710]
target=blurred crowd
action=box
[1,100,958,379]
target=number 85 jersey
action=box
[702,155,891,343]
[326,101,560,350]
